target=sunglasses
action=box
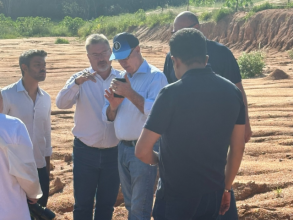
[171,22,199,34]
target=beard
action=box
[32,71,46,82]
[96,61,110,72]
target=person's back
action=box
[0,114,41,220]
[136,28,245,220]
[156,67,244,197]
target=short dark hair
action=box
[169,28,206,65]
[19,49,47,76]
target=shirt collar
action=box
[126,60,149,77]
[181,66,213,80]
[89,66,117,78]
[16,78,44,96]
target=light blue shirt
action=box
[102,60,168,140]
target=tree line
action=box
[0,0,186,20]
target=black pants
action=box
[153,189,224,220]
[37,167,50,207]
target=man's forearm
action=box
[225,147,244,189]
[106,105,118,121]
[127,90,145,114]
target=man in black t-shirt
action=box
[162,11,251,220]
[135,29,246,220]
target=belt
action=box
[75,137,117,150]
[121,140,137,147]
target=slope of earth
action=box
[136,9,293,52]
[0,37,293,220]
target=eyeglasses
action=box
[90,49,110,59]
[171,22,199,34]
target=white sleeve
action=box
[44,101,52,157]
[1,90,10,114]
[102,98,113,124]
[144,72,168,116]
[14,123,43,199]
[56,73,81,109]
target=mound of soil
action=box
[265,68,289,80]
[134,9,293,51]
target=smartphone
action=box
[114,77,126,98]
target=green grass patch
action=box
[199,11,213,21]
[252,2,274,12]
[78,9,176,38]
[212,8,234,22]
[55,38,69,44]
[238,51,265,78]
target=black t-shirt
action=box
[163,40,242,84]
[144,67,245,199]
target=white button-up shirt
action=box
[1,79,52,168]
[56,67,119,148]
[0,114,42,220]
[102,60,168,140]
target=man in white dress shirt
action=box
[1,49,52,207]
[56,34,120,220]
[0,89,43,220]
[103,32,168,220]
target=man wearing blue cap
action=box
[102,32,168,220]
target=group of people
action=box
[0,11,252,220]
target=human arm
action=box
[219,97,246,215]
[56,70,96,109]
[45,102,52,176]
[219,124,245,215]
[111,72,168,115]
[135,129,160,165]
[111,74,145,113]
[136,87,172,164]
[235,82,252,143]
[15,122,43,200]
[104,88,124,121]
[1,90,10,114]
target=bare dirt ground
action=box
[0,37,293,220]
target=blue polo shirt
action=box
[144,66,245,199]
[163,40,242,84]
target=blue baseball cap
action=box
[110,32,139,61]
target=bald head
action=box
[173,11,200,33]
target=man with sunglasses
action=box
[163,11,252,220]
[103,32,168,220]
[56,34,120,220]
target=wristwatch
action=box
[224,188,232,193]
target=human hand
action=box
[219,191,231,215]
[27,197,38,204]
[104,88,124,111]
[75,69,97,85]
[110,74,133,98]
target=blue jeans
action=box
[118,141,159,220]
[73,138,120,220]
[217,189,238,220]
[153,189,224,220]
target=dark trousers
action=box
[216,189,238,220]
[73,138,120,220]
[37,167,49,207]
[153,189,224,220]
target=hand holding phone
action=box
[114,78,126,98]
